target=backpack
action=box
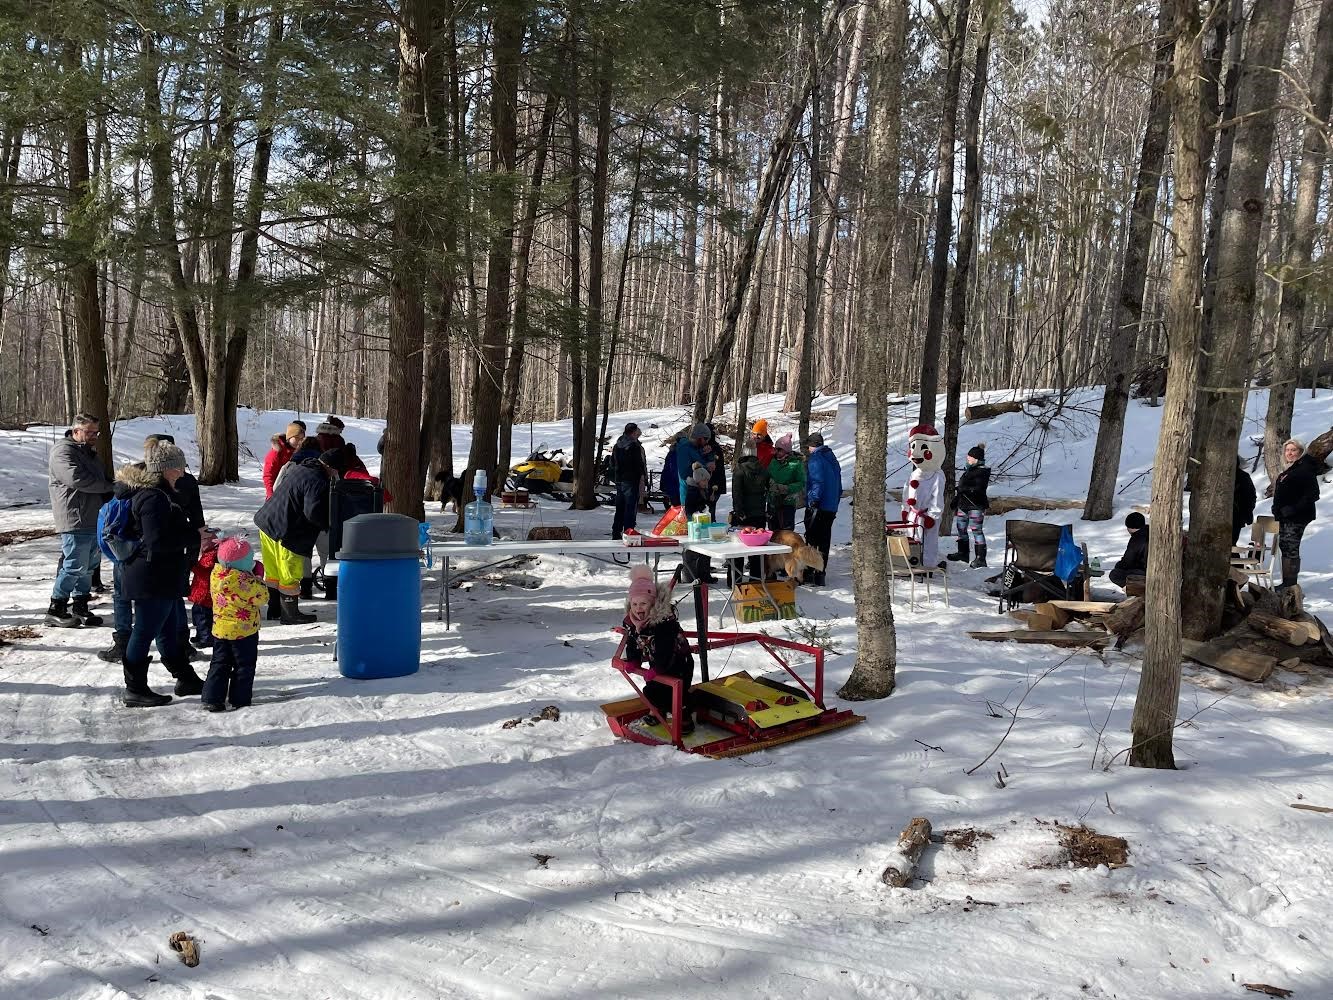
[97,496,141,564]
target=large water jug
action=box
[464,470,493,545]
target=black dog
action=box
[433,471,466,512]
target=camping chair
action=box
[887,534,950,610]
[995,520,1090,613]
[1231,514,1278,589]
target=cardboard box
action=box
[732,580,799,623]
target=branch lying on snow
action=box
[966,652,1082,775]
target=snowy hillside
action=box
[2,390,1332,999]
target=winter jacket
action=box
[189,539,220,607]
[612,434,647,485]
[676,438,715,507]
[253,458,332,557]
[1273,454,1320,527]
[117,463,195,601]
[955,463,991,512]
[732,456,770,523]
[756,437,775,470]
[661,448,680,506]
[767,452,807,508]
[1232,466,1257,538]
[706,425,728,498]
[621,585,693,680]
[210,563,269,641]
[1109,525,1150,588]
[274,440,322,493]
[48,435,114,532]
[263,444,293,499]
[805,445,843,513]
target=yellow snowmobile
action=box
[508,445,574,495]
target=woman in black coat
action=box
[1273,439,1320,589]
[119,445,206,707]
[1232,456,1256,545]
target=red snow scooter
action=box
[601,575,863,757]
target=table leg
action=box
[694,578,710,683]
[444,556,452,628]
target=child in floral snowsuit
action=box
[202,536,269,712]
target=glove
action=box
[922,514,936,530]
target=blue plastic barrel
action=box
[336,513,421,679]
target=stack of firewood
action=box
[967,585,1333,684]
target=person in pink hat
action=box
[202,536,268,711]
[621,566,696,735]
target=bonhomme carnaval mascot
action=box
[902,423,946,568]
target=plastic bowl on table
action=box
[707,523,730,542]
[736,529,774,547]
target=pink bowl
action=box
[737,529,773,547]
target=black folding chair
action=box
[995,520,1089,613]
[329,479,384,558]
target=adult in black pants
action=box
[1273,439,1320,589]
[144,433,208,655]
[119,444,206,707]
[803,432,842,586]
[610,422,647,540]
[1232,456,1257,545]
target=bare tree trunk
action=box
[793,13,822,446]
[383,0,431,521]
[1265,0,1333,484]
[63,39,113,470]
[1132,0,1205,770]
[1084,0,1175,520]
[677,110,701,405]
[463,1,524,503]
[691,0,854,424]
[1182,0,1294,640]
[839,0,906,702]
[942,1,993,515]
[917,0,972,427]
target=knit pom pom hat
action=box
[217,536,255,572]
[775,433,793,454]
[967,443,986,461]
[628,565,655,603]
[145,443,187,474]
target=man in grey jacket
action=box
[47,413,114,627]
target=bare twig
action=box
[967,653,1078,775]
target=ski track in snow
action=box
[3,390,1333,999]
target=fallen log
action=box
[1105,596,1145,640]
[965,400,1025,421]
[968,629,1112,649]
[527,526,573,542]
[881,817,933,888]
[1247,610,1317,646]
[1181,638,1276,683]
[1033,602,1072,630]
[1289,802,1333,814]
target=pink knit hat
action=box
[775,433,793,454]
[628,566,655,602]
[217,536,253,568]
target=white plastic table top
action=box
[429,537,792,559]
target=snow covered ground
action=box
[2,389,1332,1000]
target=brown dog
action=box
[768,529,826,581]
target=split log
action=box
[1278,584,1304,619]
[1247,610,1317,646]
[1105,596,1145,639]
[1181,638,1276,683]
[881,817,933,888]
[1033,602,1072,630]
[1046,600,1117,614]
[968,629,1112,649]
[1026,612,1056,632]
[964,400,1024,421]
[1008,610,1037,626]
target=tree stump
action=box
[1105,596,1145,641]
[527,527,573,542]
[881,817,932,888]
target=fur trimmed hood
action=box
[115,462,159,490]
[625,582,676,627]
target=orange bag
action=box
[652,505,687,537]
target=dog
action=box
[432,471,467,513]
[768,529,825,581]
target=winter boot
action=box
[166,658,205,697]
[97,630,129,663]
[300,577,314,600]
[70,595,104,627]
[322,576,338,602]
[122,660,172,708]
[266,586,283,621]
[280,594,317,625]
[44,598,81,628]
[947,537,970,563]
[969,546,988,569]
[91,567,106,595]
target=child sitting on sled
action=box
[622,566,696,735]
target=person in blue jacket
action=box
[803,432,842,586]
[661,435,682,508]
[675,424,717,516]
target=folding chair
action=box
[995,520,1088,613]
[887,534,950,610]
[1231,514,1278,589]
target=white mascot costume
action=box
[902,423,946,568]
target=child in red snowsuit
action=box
[188,534,220,649]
